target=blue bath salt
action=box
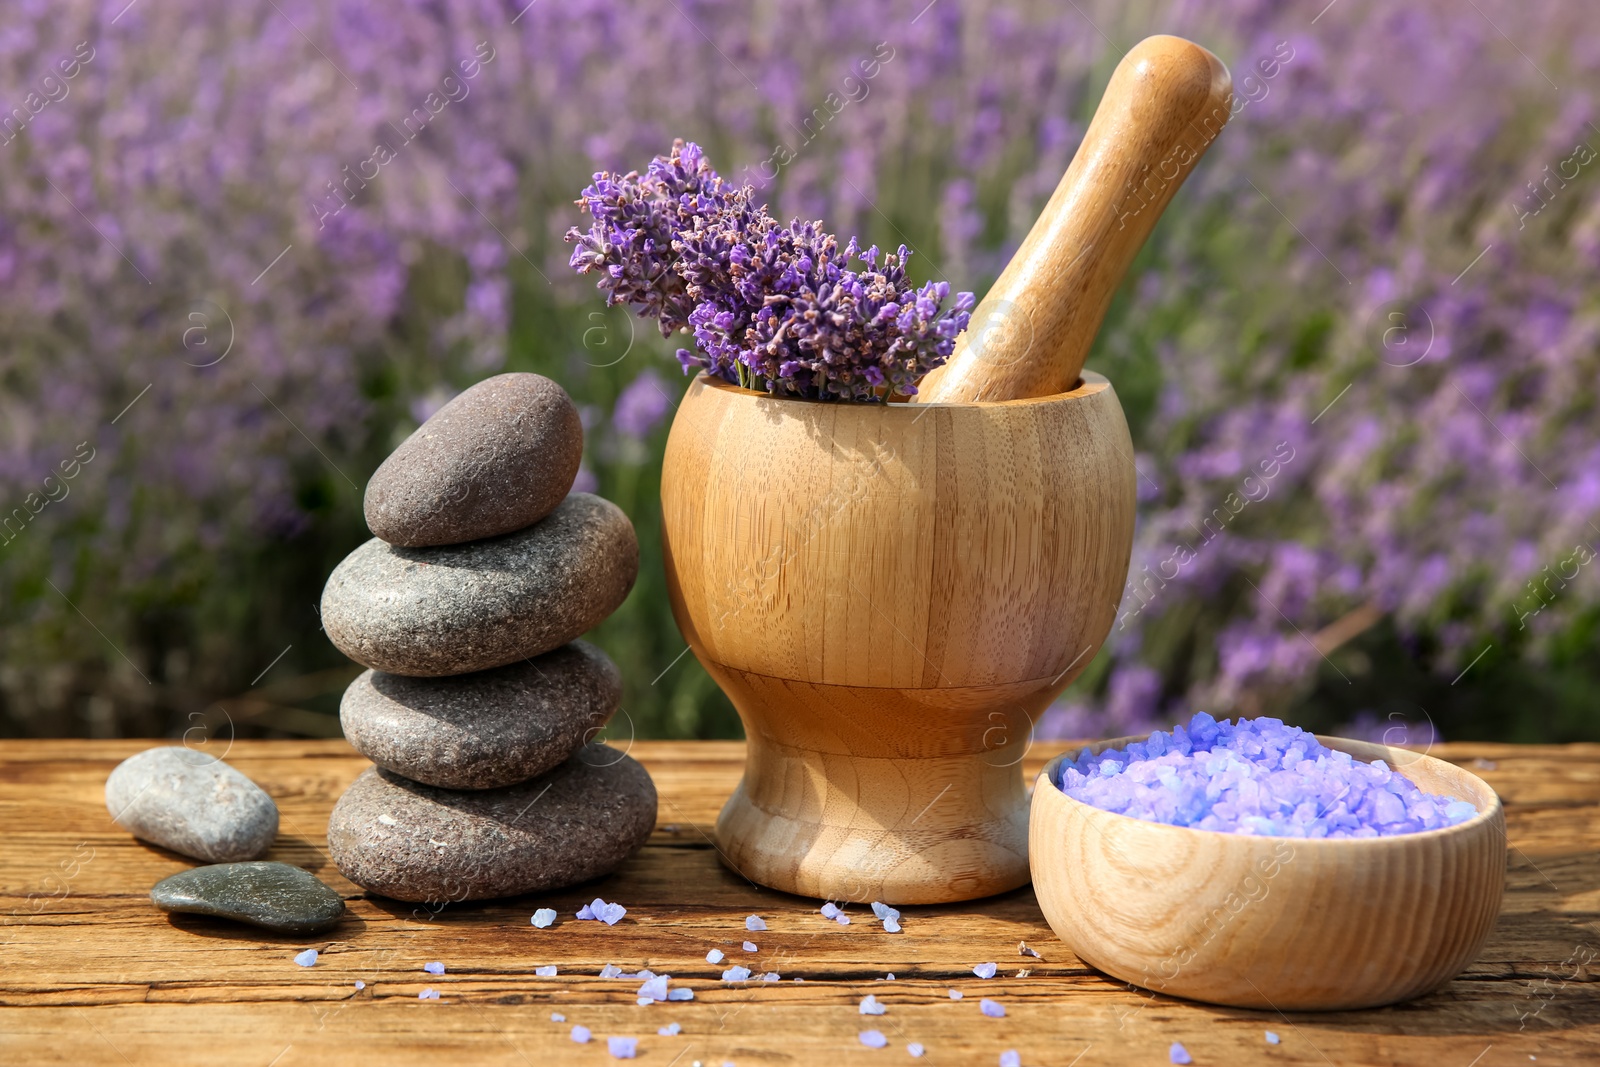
[1057,713,1479,838]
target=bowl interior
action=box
[1038,732,1501,836]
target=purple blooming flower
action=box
[569,142,972,402]
[611,369,673,439]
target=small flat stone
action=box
[321,493,638,677]
[340,641,622,790]
[365,373,583,547]
[106,747,278,862]
[151,862,345,934]
[327,748,656,902]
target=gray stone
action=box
[365,373,583,548]
[327,748,656,902]
[151,861,346,934]
[106,747,279,862]
[340,641,623,790]
[321,493,638,677]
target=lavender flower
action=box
[567,140,735,335]
[569,142,973,401]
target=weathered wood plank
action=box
[2,740,1598,1065]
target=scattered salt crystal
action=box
[859,1030,888,1049]
[762,972,780,982]
[1169,1042,1192,1065]
[636,997,653,1006]
[908,1043,925,1058]
[1018,941,1040,958]
[424,961,445,975]
[638,975,670,1001]
[635,969,656,980]
[948,989,964,1000]
[294,949,318,968]
[884,974,896,981]
[571,1025,591,1044]
[1059,713,1479,837]
[705,949,725,964]
[578,897,626,924]
[1265,1031,1280,1045]
[418,988,440,1000]
[667,988,694,1001]
[658,1022,681,1036]
[721,965,752,982]
[999,1053,1020,1067]
[532,908,557,928]
[980,998,1005,1018]
[743,940,758,953]
[884,917,901,934]
[871,901,901,923]
[820,902,841,919]
[354,981,365,990]
[551,1012,565,1022]
[599,964,624,979]
[836,913,851,925]
[859,994,887,1015]
[608,1035,638,1059]
[973,963,997,979]
[536,965,558,977]
[746,915,767,931]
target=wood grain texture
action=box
[1032,736,1508,1011]
[660,372,1136,902]
[1,740,1599,1066]
[915,35,1233,404]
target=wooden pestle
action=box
[913,35,1232,404]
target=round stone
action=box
[340,641,623,790]
[106,747,279,863]
[327,748,657,902]
[151,861,346,934]
[364,373,583,547]
[321,492,638,677]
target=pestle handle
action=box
[914,35,1232,404]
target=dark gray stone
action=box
[151,861,346,934]
[327,749,656,902]
[321,493,638,677]
[365,373,583,547]
[106,747,278,863]
[340,641,622,790]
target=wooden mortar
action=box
[658,34,1228,903]
[661,373,1135,903]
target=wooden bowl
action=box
[1030,735,1506,1009]
[661,372,1136,903]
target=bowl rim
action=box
[1035,731,1504,846]
[690,369,1113,409]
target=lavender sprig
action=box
[566,142,973,401]
[566,139,736,336]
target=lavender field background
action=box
[1,0,1596,745]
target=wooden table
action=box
[3,741,1598,1066]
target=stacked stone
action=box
[320,373,656,904]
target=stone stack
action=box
[320,373,656,903]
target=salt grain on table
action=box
[859,1030,888,1049]
[973,963,997,979]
